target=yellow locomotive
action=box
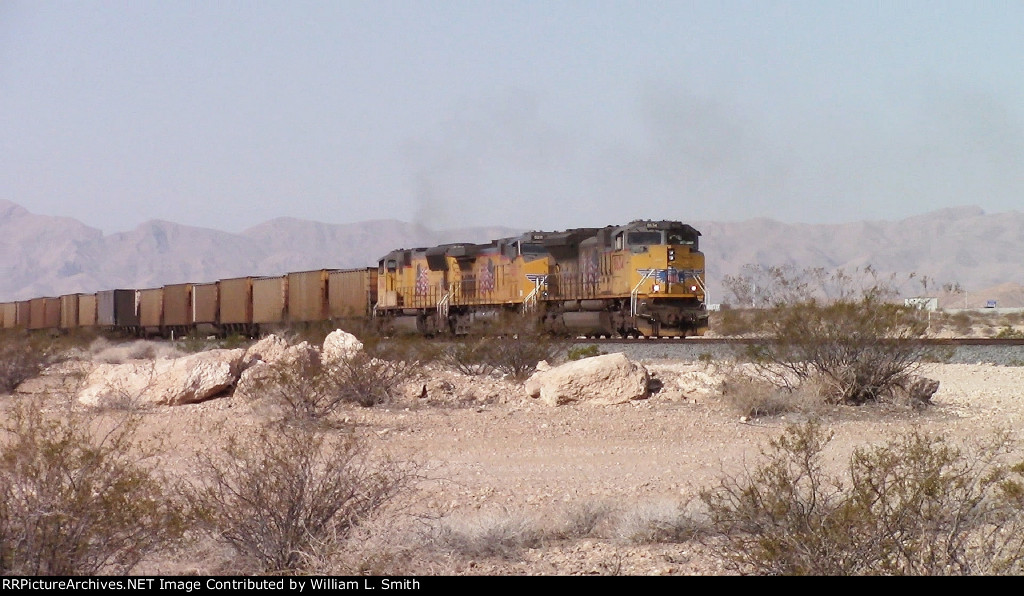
[375,220,707,337]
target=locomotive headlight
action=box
[690,285,697,291]
[667,248,675,262]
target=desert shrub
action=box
[719,372,815,418]
[189,423,413,574]
[427,509,545,560]
[548,500,616,539]
[0,403,186,575]
[700,421,1024,575]
[217,333,251,349]
[327,352,412,408]
[938,311,976,336]
[256,352,412,421]
[0,331,59,393]
[174,332,225,354]
[995,326,1024,340]
[723,266,935,405]
[713,309,759,337]
[363,335,444,373]
[442,316,567,380]
[567,344,605,361]
[442,338,499,376]
[613,499,707,545]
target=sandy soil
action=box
[9,357,1024,576]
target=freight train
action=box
[0,220,708,339]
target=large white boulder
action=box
[322,329,364,364]
[524,352,650,406]
[244,334,291,366]
[234,340,323,401]
[78,348,246,407]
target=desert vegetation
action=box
[0,330,62,393]
[186,422,415,574]
[701,421,1024,575]
[2,297,1024,575]
[0,401,187,575]
[720,266,939,409]
[438,315,568,380]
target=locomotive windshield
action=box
[667,231,697,246]
[627,232,663,245]
[624,230,700,249]
[519,242,546,254]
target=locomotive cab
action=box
[620,220,707,336]
[559,220,707,337]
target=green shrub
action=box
[724,266,935,405]
[567,344,605,361]
[995,326,1024,340]
[701,421,1024,575]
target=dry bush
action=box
[442,316,567,380]
[359,332,445,368]
[612,499,708,545]
[719,372,819,418]
[327,352,412,408]
[426,509,545,560]
[0,331,60,393]
[700,421,1024,575]
[256,353,412,421]
[723,266,935,405]
[442,338,500,376]
[188,423,414,574]
[933,311,976,336]
[548,500,616,539]
[712,309,760,337]
[424,499,706,562]
[0,402,186,575]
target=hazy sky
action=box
[2,1,1022,233]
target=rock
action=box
[78,348,246,407]
[524,352,650,406]
[243,334,291,366]
[233,363,270,401]
[283,341,321,368]
[234,342,321,401]
[322,329,364,364]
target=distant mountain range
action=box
[1,200,1021,306]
